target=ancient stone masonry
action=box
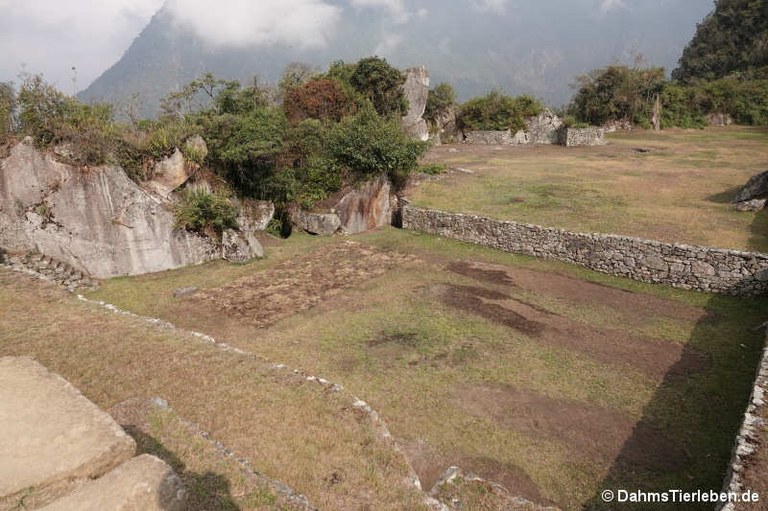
[559,127,606,147]
[718,328,768,511]
[462,110,564,146]
[402,206,768,296]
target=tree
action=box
[458,90,544,132]
[424,82,457,126]
[327,104,427,190]
[283,77,354,124]
[278,62,318,97]
[569,65,665,127]
[348,56,408,117]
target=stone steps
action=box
[2,251,98,291]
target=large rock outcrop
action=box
[401,66,430,141]
[0,138,261,278]
[292,175,393,235]
[733,170,768,211]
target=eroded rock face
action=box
[221,229,264,262]
[0,139,261,278]
[291,210,342,235]
[143,148,189,198]
[237,199,275,232]
[401,66,430,141]
[335,176,392,234]
[291,175,394,235]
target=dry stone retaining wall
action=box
[402,206,768,296]
[718,328,768,510]
[559,127,606,147]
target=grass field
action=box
[410,127,768,252]
[2,128,767,510]
[6,228,757,510]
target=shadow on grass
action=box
[705,186,742,204]
[124,426,241,511]
[748,209,768,253]
[582,284,768,510]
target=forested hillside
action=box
[673,0,768,81]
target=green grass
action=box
[412,127,768,252]
[83,228,768,510]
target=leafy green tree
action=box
[458,90,544,132]
[348,56,408,117]
[327,104,427,190]
[424,82,457,125]
[570,65,665,127]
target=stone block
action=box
[38,455,186,511]
[0,357,136,503]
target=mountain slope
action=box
[673,0,768,81]
[79,1,713,117]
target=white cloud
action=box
[374,33,404,55]
[471,0,509,14]
[0,0,163,89]
[166,0,342,49]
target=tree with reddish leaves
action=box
[283,78,355,124]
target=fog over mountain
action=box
[77,0,715,117]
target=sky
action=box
[0,0,711,94]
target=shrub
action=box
[283,78,354,124]
[0,82,15,143]
[348,56,408,118]
[328,104,427,190]
[174,182,238,239]
[458,91,544,132]
[424,82,457,126]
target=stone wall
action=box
[462,130,518,145]
[718,328,768,510]
[559,127,606,147]
[402,206,768,296]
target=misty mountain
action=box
[79,0,714,118]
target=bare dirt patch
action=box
[440,284,709,379]
[400,439,553,507]
[447,261,708,324]
[453,384,688,473]
[190,241,417,328]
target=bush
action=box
[348,56,408,118]
[458,91,544,132]
[0,82,15,143]
[328,104,427,190]
[424,82,457,126]
[174,182,238,239]
[283,78,354,124]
